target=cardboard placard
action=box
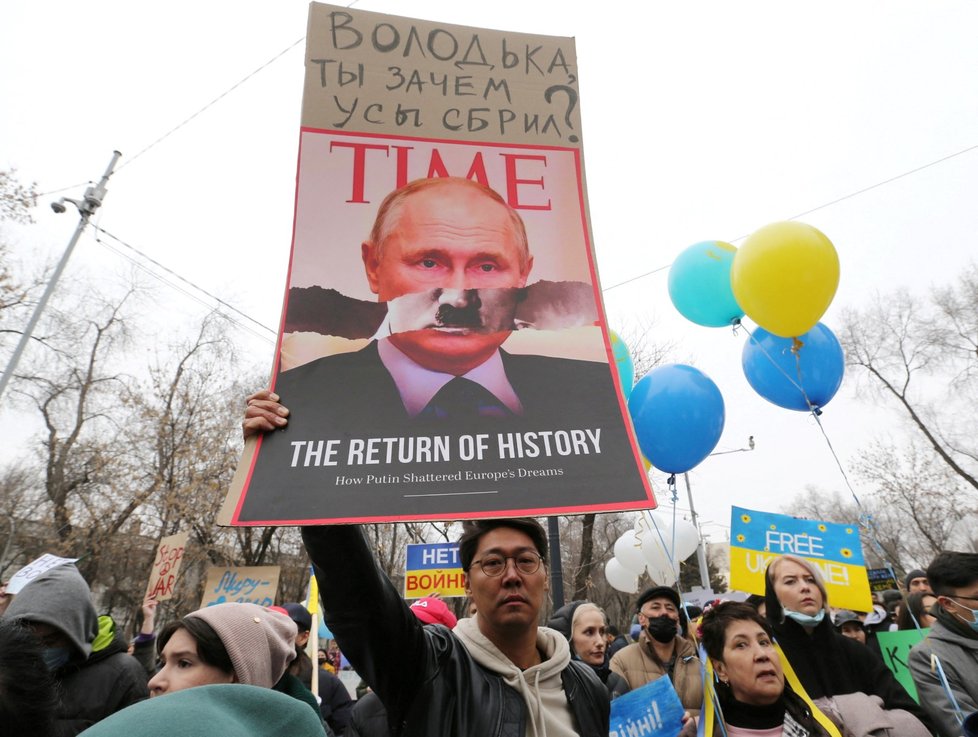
[145,532,189,602]
[200,565,281,608]
[221,2,654,526]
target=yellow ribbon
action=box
[700,644,842,737]
[774,643,843,737]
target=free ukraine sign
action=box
[404,542,465,599]
[729,506,872,612]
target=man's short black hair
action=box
[458,518,548,572]
[926,551,978,595]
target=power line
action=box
[115,36,306,173]
[601,141,978,292]
[91,225,277,343]
[92,138,978,347]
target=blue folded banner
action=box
[610,676,685,737]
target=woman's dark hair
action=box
[700,601,775,662]
[0,619,59,737]
[897,591,938,630]
[458,517,548,571]
[157,617,234,674]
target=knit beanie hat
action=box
[186,603,297,688]
[905,569,927,589]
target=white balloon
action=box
[672,517,701,561]
[604,558,639,593]
[643,509,700,563]
[646,559,677,587]
[614,530,647,574]
[642,536,675,578]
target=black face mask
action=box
[645,615,678,643]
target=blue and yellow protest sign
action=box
[404,542,465,599]
[610,676,686,737]
[729,506,872,612]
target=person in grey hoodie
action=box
[909,551,978,737]
[2,562,148,736]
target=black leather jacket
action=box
[302,526,609,737]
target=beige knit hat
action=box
[186,603,297,688]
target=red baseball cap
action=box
[409,597,458,628]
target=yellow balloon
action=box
[731,221,840,338]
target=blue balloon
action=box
[742,322,844,411]
[628,364,726,474]
[668,240,745,327]
[609,330,635,400]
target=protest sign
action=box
[610,676,685,737]
[7,554,78,595]
[404,542,465,598]
[220,2,654,526]
[877,628,928,703]
[200,566,280,608]
[729,506,872,612]
[145,532,189,602]
[867,567,899,593]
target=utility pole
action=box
[547,516,565,609]
[0,151,121,403]
[683,472,712,589]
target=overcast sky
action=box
[2,1,976,551]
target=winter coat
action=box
[3,564,148,736]
[302,525,609,737]
[608,631,703,712]
[909,617,978,737]
[763,571,932,733]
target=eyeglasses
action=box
[948,594,978,604]
[470,551,544,577]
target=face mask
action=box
[783,607,825,627]
[42,646,72,671]
[949,599,978,633]
[645,615,678,643]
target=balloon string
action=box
[739,325,910,619]
[739,324,809,398]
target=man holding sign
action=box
[300,518,609,736]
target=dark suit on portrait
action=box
[238,341,649,522]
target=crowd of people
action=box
[2,518,977,737]
[0,386,975,737]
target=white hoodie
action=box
[454,617,579,737]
